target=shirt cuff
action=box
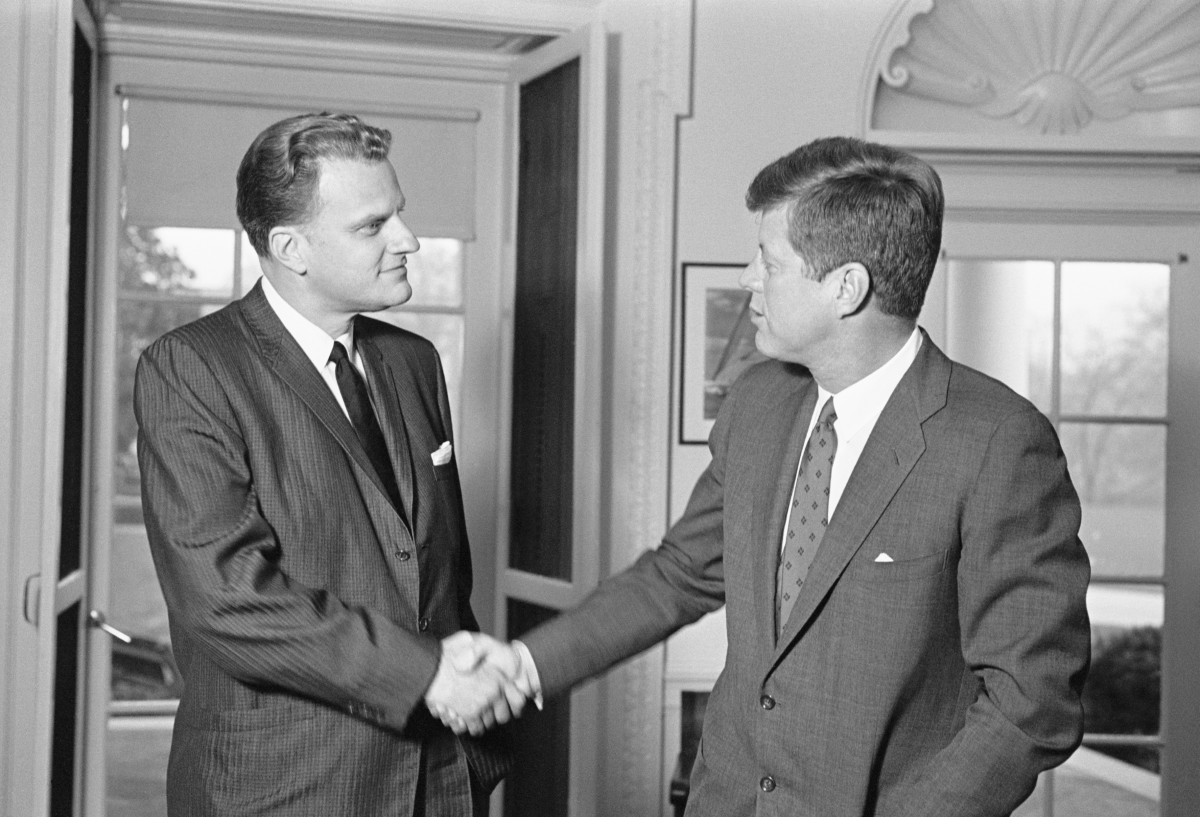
[511,639,544,710]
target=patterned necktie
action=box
[329,341,404,515]
[776,397,838,635]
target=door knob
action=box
[88,610,133,643]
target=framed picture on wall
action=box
[679,263,768,443]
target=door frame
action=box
[80,20,526,817]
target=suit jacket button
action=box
[419,617,430,632]
[760,695,775,710]
[396,550,411,561]
[760,776,776,792]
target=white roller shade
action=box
[122,94,477,239]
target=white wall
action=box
[666,0,897,680]
[674,0,895,517]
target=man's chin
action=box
[382,283,414,310]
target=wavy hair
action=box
[236,112,392,257]
[745,136,943,320]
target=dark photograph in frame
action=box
[679,263,767,443]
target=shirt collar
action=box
[261,275,355,369]
[819,328,922,443]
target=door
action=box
[935,218,1200,817]
[51,14,101,815]
[496,23,607,817]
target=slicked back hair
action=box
[745,136,943,320]
[236,112,393,257]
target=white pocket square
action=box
[873,552,894,563]
[431,441,453,466]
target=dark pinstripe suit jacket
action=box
[135,282,508,816]
[523,333,1091,817]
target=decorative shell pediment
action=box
[871,0,1200,136]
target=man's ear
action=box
[832,262,871,317]
[268,226,307,275]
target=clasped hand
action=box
[424,631,536,736]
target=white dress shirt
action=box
[261,275,363,421]
[781,329,923,553]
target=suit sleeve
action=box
[135,334,439,731]
[520,382,734,697]
[902,406,1091,816]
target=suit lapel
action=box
[237,285,409,528]
[357,333,418,523]
[769,335,949,667]
[751,381,818,646]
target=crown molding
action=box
[96,0,609,79]
[868,129,1200,165]
[101,17,525,81]
[99,0,596,41]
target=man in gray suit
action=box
[465,136,1091,816]
[135,112,519,816]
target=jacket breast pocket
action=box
[433,462,454,482]
[843,549,950,583]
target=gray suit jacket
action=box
[135,283,509,816]
[523,333,1090,817]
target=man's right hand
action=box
[424,632,536,735]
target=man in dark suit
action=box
[135,112,518,816]
[464,136,1091,816]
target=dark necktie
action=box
[329,341,404,515]
[777,397,838,635]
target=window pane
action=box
[1059,423,1164,578]
[109,524,176,701]
[1061,262,1168,417]
[1084,585,1162,766]
[107,713,173,817]
[239,231,263,296]
[1085,584,1162,762]
[120,226,235,298]
[404,237,464,308]
[1014,748,1160,817]
[1017,586,1166,815]
[946,259,1054,413]
[115,301,225,498]
[368,311,464,429]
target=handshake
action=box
[423,631,542,736]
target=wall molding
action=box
[600,1,694,814]
[101,19,523,82]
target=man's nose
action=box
[387,215,420,254]
[739,260,761,290]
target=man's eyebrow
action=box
[350,205,400,230]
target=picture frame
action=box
[679,263,767,444]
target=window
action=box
[946,256,1166,817]
[107,223,466,813]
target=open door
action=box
[4,4,98,816]
[497,23,607,817]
